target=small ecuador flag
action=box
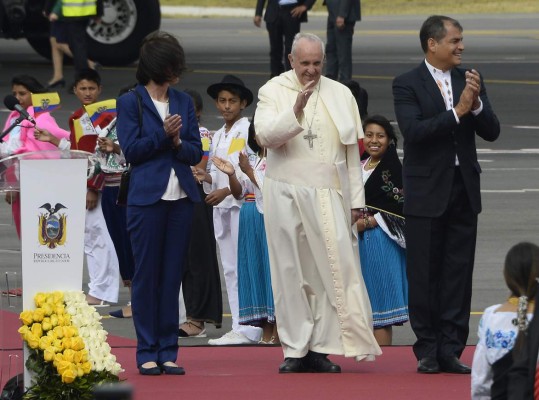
[31,92,61,117]
[228,138,245,155]
[84,99,117,128]
[201,137,210,160]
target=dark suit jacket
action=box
[507,294,539,400]
[324,0,361,22]
[392,62,500,217]
[116,84,202,206]
[255,0,316,23]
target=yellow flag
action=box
[73,118,84,144]
[201,137,210,151]
[227,138,245,155]
[31,92,61,116]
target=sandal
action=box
[178,320,207,338]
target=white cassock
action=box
[255,71,382,360]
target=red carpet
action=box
[1,310,474,400]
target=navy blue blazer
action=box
[116,84,202,206]
[393,62,500,218]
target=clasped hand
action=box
[455,69,481,117]
[163,114,182,137]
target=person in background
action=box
[254,32,381,373]
[357,115,408,346]
[1,75,70,238]
[42,0,98,89]
[116,31,202,376]
[324,0,361,82]
[254,0,316,78]
[471,242,538,399]
[212,120,278,344]
[393,15,500,374]
[52,68,120,308]
[179,88,223,337]
[194,74,262,346]
[43,0,103,78]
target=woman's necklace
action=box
[367,157,381,169]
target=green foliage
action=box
[23,350,120,400]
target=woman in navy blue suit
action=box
[116,31,203,376]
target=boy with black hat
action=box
[194,75,262,345]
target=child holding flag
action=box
[193,75,262,345]
[1,75,69,238]
[66,68,120,307]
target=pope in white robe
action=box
[254,33,382,371]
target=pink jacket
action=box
[2,106,70,154]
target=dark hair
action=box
[73,68,101,87]
[11,75,45,93]
[247,117,261,154]
[344,80,368,120]
[362,114,398,147]
[184,89,203,113]
[503,242,539,352]
[419,15,463,53]
[136,31,186,85]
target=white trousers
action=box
[213,207,261,342]
[85,194,120,303]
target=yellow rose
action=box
[53,326,64,339]
[80,349,89,363]
[63,326,76,338]
[26,333,39,349]
[34,293,47,307]
[76,364,84,377]
[52,291,64,304]
[32,308,45,322]
[50,314,59,327]
[38,335,52,350]
[53,353,63,367]
[73,351,83,364]
[18,325,29,338]
[41,317,52,332]
[42,303,54,317]
[63,349,75,363]
[62,337,72,350]
[53,338,63,352]
[31,323,43,338]
[81,361,92,374]
[61,366,77,384]
[55,305,65,316]
[56,360,72,375]
[44,347,56,362]
[71,337,85,351]
[19,311,33,326]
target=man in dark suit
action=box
[324,0,360,82]
[508,288,539,399]
[254,0,316,78]
[392,15,500,374]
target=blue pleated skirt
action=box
[358,226,409,328]
[237,202,275,325]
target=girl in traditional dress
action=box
[357,114,408,346]
[212,120,277,344]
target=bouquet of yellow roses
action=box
[18,291,122,400]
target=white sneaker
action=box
[208,330,256,345]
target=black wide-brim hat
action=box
[206,74,254,106]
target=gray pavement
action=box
[1,13,538,349]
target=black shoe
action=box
[303,351,341,373]
[438,356,471,374]
[417,357,440,374]
[138,364,161,376]
[46,78,65,90]
[160,363,185,375]
[278,358,306,373]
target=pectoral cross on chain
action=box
[303,129,317,149]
